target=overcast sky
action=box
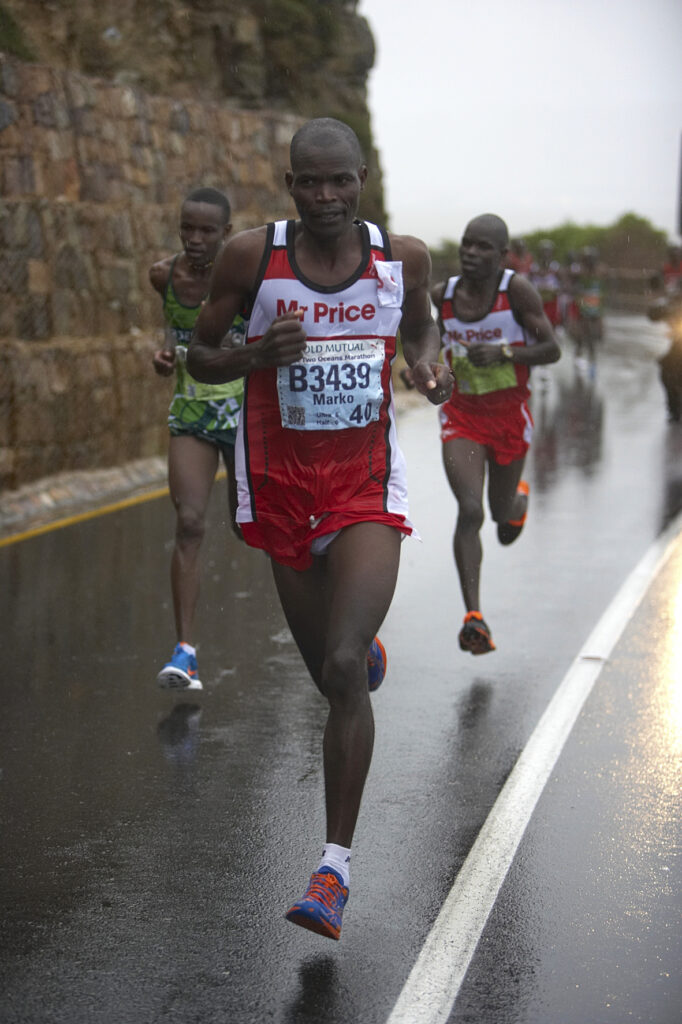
[358,0,682,247]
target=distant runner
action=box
[150,187,245,691]
[571,246,604,371]
[529,239,562,327]
[432,213,560,654]
[505,237,533,275]
[558,250,582,334]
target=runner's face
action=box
[459,227,503,280]
[179,201,228,268]
[286,144,367,238]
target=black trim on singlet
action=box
[284,219,377,294]
[506,271,526,328]
[244,222,276,320]
[444,269,528,341]
[377,222,393,262]
[448,269,507,323]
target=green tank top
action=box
[162,256,244,404]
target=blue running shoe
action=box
[157,643,203,691]
[285,868,349,940]
[367,636,387,692]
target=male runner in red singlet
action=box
[187,118,453,940]
[432,214,560,655]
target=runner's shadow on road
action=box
[156,702,202,765]
[283,955,339,1023]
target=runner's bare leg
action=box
[271,522,401,847]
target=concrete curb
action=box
[0,456,168,538]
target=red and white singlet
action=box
[437,268,534,464]
[235,219,414,569]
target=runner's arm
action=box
[430,280,446,309]
[148,258,171,297]
[149,257,176,375]
[507,274,562,365]
[396,239,453,404]
[187,230,307,383]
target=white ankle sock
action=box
[179,642,196,656]
[318,843,351,887]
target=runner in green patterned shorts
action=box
[150,187,245,691]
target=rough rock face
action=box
[1,0,374,106]
[0,0,385,219]
[0,52,299,491]
[0,2,387,492]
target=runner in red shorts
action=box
[188,118,453,939]
[432,214,560,654]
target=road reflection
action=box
[532,362,604,491]
[156,702,202,766]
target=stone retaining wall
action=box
[0,334,172,487]
[0,50,302,491]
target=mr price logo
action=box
[277,299,376,324]
[452,327,503,343]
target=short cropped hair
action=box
[466,214,509,250]
[290,118,364,167]
[183,187,231,223]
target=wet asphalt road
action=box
[1,315,680,1023]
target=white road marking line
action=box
[386,512,682,1024]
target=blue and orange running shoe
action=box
[367,636,387,692]
[285,867,349,940]
[157,643,203,691]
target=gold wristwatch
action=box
[500,342,513,362]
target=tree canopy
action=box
[431,212,670,274]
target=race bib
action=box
[277,337,385,430]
